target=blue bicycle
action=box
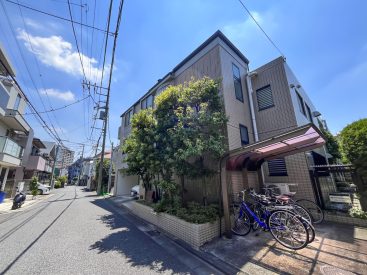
[232,190,310,250]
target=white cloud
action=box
[40,88,75,101]
[17,29,105,81]
[24,18,43,30]
[221,10,280,67]
[222,11,264,42]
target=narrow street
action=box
[0,186,208,275]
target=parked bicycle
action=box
[263,185,324,224]
[231,190,313,250]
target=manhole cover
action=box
[320,265,355,275]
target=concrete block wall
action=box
[125,201,224,249]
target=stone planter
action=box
[123,201,224,249]
[324,211,367,227]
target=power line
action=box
[16,0,67,140]
[97,0,124,194]
[5,0,114,35]
[67,0,87,81]
[1,0,64,144]
[236,0,284,57]
[24,95,90,115]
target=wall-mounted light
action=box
[290,84,295,88]
[312,111,321,117]
[296,84,301,89]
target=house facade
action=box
[24,138,56,185]
[0,45,34,197]
[113,31,327,203]
[55,146,74,177]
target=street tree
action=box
[340,118,367,210]
[154,77,227,203]
[122,109,159,198]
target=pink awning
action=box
[226,124,325,171]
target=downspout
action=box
[219,153,231,238]
[245,71,259,142]
[246,70,266,187]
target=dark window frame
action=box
[305,103,313,123]
[232,63,244,102]
[239,124,249,145]
[296,90,306,116]
[256,85,274,111]
[268,158,288,176]
[124,109,134,126]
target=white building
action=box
[0,45,34,197]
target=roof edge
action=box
[120,30,250,117]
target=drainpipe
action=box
[245,71,259,142]
[246,71,265,186]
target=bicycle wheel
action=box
[292,204,313,225]
[232,210,251,236]
[296,199,324,224]
[268,210,309,250]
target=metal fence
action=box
[309,164,363,212]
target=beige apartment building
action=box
[114,30,327,204]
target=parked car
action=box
[37,183,51,195]
[131,185,140,198]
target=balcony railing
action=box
[0,136,23,158]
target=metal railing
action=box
[0,136,23,158]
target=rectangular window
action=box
[141,98,147,110]
[256,85,274,110]
[305,103,313,123]
[239,124,249,145]
[124,109,133,126]
[146,94,153,108]
[268,158,288,176]
[141,94,153,109]
[232,64,243,102]
[296,91,306,116]
[13,94,21,110]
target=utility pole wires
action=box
[96,0,124,195]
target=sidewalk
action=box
[107,196,239,275]
[0,194,53,214]
[202,221,367,275]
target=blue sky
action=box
[0,0,366,158]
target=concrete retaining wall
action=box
[124,201,224,249]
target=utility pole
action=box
[78,144,85,186]
[97,0,124,195]
[50,145,60,189]
[107,142,113,193]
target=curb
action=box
[0,194,54,214]
[107,196,245,275]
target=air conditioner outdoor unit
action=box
[264,183,290,195]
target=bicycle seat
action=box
[275,195,290,202]
[281,192,296,197]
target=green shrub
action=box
[29,176,38,196]
[57,176,67,185]
[153,199,219,224]
[349,207,367,219]
[54,181,61,189]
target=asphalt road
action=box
[0,186,211,275]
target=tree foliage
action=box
[122,77,227,204]
[122,109,159,193]
[318,123,341,163]
[340,118,367,180]
[95,159,111,191]
[30,176,38,197]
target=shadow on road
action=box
[90,199,191,274]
